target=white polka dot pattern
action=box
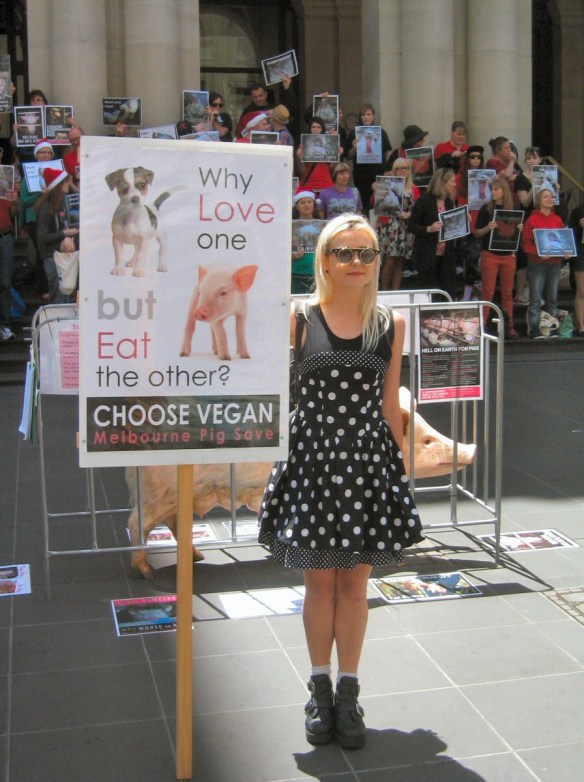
[258,306,423,570]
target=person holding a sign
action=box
[35,167,78,303]
[375,158,420,291]
[296,117,335,194]
[474,177,521,337]
[291,189,320,293]
[522,187,568,338]
[345,103,391,209]
[0,163,19,341]
[259,214,423,749]
[408,167,458,297]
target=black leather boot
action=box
[304,674,335,745]
[334,676,366,749]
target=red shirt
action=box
[435,139,469,159]
[63,149,80,179]
[0,197,15,234]
[521,209,564,264]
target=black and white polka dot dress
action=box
[258,304,423,569]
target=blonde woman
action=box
[376,157,420,290]
[259,214,423,749]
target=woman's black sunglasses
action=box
[327,247,379,265]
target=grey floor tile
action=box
[518,741,584,781]
[11,576,134,624]
[11,663,164,732]
[0,675,7,736]
[353,689,507,763]
[389,592,527,635]
[192,706,351,782]
[11,619,147,674]
[461,672,584,748]
[153,649,305,717]
[193,615,280,657]
[500,590,575,622]
[357,754,523,781]
[456,752,542,782]
[356,636,451,693]
[10,721,176,782]
[536,618,584,664]
[416,623,582,685]
[0,628,8,675]
[266,611,309,650]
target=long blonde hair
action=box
[305,213,390,351]
[391,157,413,190]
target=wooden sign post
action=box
[176,464,194,780]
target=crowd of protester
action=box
[1,79,583,342]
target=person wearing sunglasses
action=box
[259,214,422,750]
[455,145,484,299]
[203,92,232,141]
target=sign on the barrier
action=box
[78,137,292,467]
[418,305,483,402]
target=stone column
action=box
[401,0,455,148]
[293,0,338,125]
[123,0,181,127]
[26,0,54,100]
[361,0,401,148]
[335,0,362,121]
[515,0,532,159]
[178,0,201,91]
[51,0,108,134]
[467,0,520,156]
[106,0,126,97]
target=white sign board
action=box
[78,136,292,467]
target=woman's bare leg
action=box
[333,564,372,672]
[303,569,336,665]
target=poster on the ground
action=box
[112,595,184,636]
[418,305,483,402]
[371,572,481,603]
[78,136,292,467]
[0,564,31,596]
[478,529,578,552]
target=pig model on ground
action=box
[180,263,259,360]
[126,387,476,578]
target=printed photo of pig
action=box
[399,387,476,478]
[180,263,258,360]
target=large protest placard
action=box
[79,136,292,468]
[418,305,483,402]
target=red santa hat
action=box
[43,167,68,192]
[33,138,54,159]
[239,111,269,138]
[293,189,317,205]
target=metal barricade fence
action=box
[32,292,504,598]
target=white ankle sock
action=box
[337,671,358,684]
[311,664,332,679]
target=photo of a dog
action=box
[105,167,185,276]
